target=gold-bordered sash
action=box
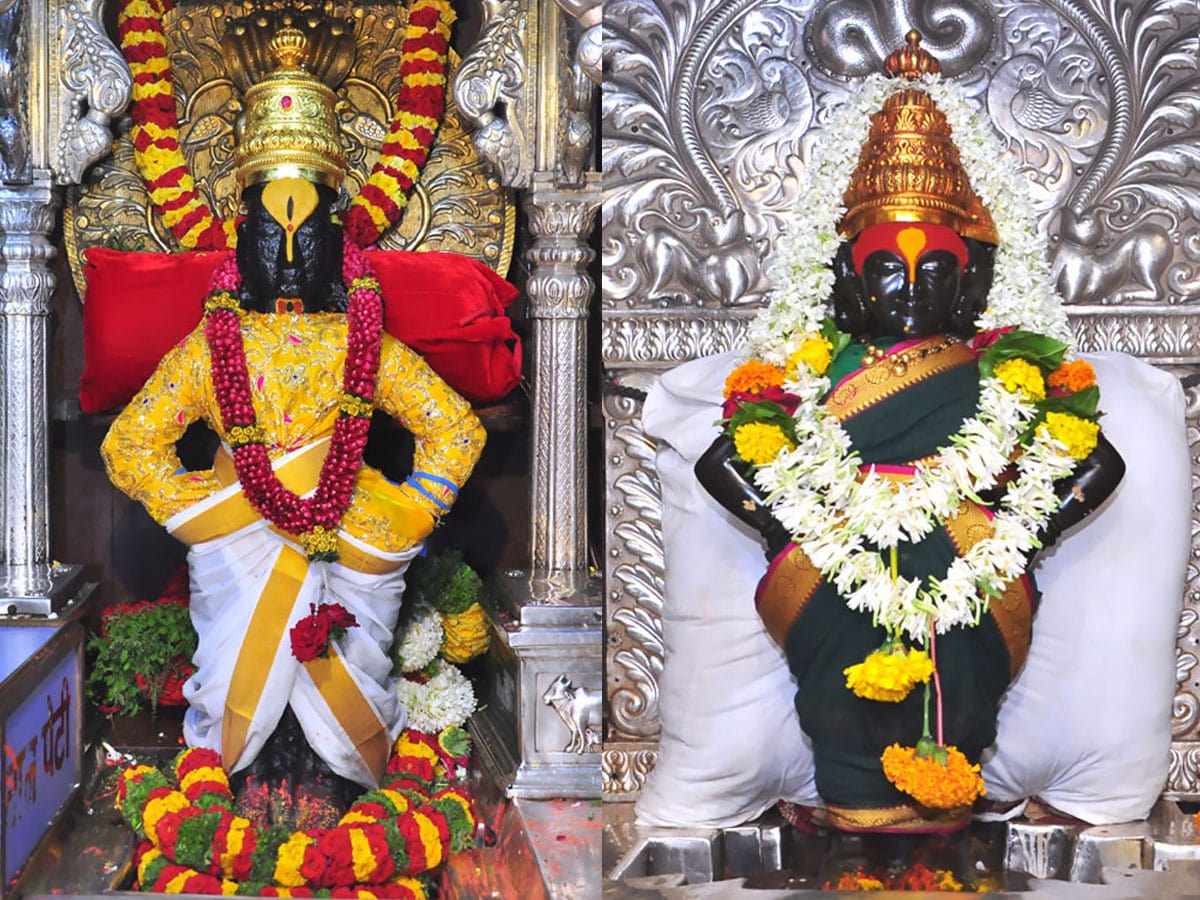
[824,802,970,833]
[943,503,1033,677]
[221,543,308,770]
[168,441,434,574]
[825,338,976,422]
[756,544,824,648]
[168,440,331,545]
[304,650,392,784]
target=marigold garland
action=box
[439,602,490,664]
[117,0,454,251]
[117,730,474,896]
[117,0,236,250]
[880,742,985,810]
[203,238,383,561]
[343,0,455,248]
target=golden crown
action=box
[226,6,356,190]
[839,31,999,245]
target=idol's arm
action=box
[100,331,221,524]
[1040,432,1125,550]
[694,434,793,561]
[374,334,487,519]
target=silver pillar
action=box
[524,171,600,592]
[0,173,80,610]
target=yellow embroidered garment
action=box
[102,313,485,552]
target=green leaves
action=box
[978,330,1067,380]
[821,317,852,361]
[726,399,797,443]
[87,598,197,717]
[1038,385,1099,420]
[403,550,483,616]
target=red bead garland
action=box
[203,238,383,560]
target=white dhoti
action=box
[166,439,433,789]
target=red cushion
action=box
[79,247,522,413]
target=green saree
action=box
[756,335,1035,832]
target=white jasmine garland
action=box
[395,601,444,673]
[744,74,1083,643]
[396,662,477,733]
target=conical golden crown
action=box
[839,31,998,244]
[227,6,354,190]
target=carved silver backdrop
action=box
[601,0,1200,800]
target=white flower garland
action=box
[745,74,1081,642]
[395,601,445,673]
[396,662,477,734]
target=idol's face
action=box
[237,180,341,313]
[858,248,963,338]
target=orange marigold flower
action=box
[723,359,785,399]
[1047,358,1097,393]
[881,742,985,809]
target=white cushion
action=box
[635,352,819,827]
[982,352,1189,823]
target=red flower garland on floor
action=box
[203,237,383,561]
[117,0,454,251]
[117,730,475,896]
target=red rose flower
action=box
[721,386,801,419]
[319,603,358,631]
[970,326,1015,353]
[290,615,331,663]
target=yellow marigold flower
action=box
[394,877,428,900]
[881,743,985,809]
[396,733,440,764]
[137,847,164,885]
[938,870,964,891]
[414,812,445,868]
[993,358,1045,400]
[843,647,934,702]
[733,422,793,465]
[723,359,785,398]
[827,871,884,891]
[349,826,379,883]
[1040,411,1100,460]
[1047,359,1097,393]
[179,765,229,794]
[274,832,314,887]
[786,336,834,378]
[143,789,190,839]
[441,602,490,663]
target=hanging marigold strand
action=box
[117,0,235,250]
[202,237,384,561]
[343,0,455,247]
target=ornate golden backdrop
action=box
[64,0,515,298]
